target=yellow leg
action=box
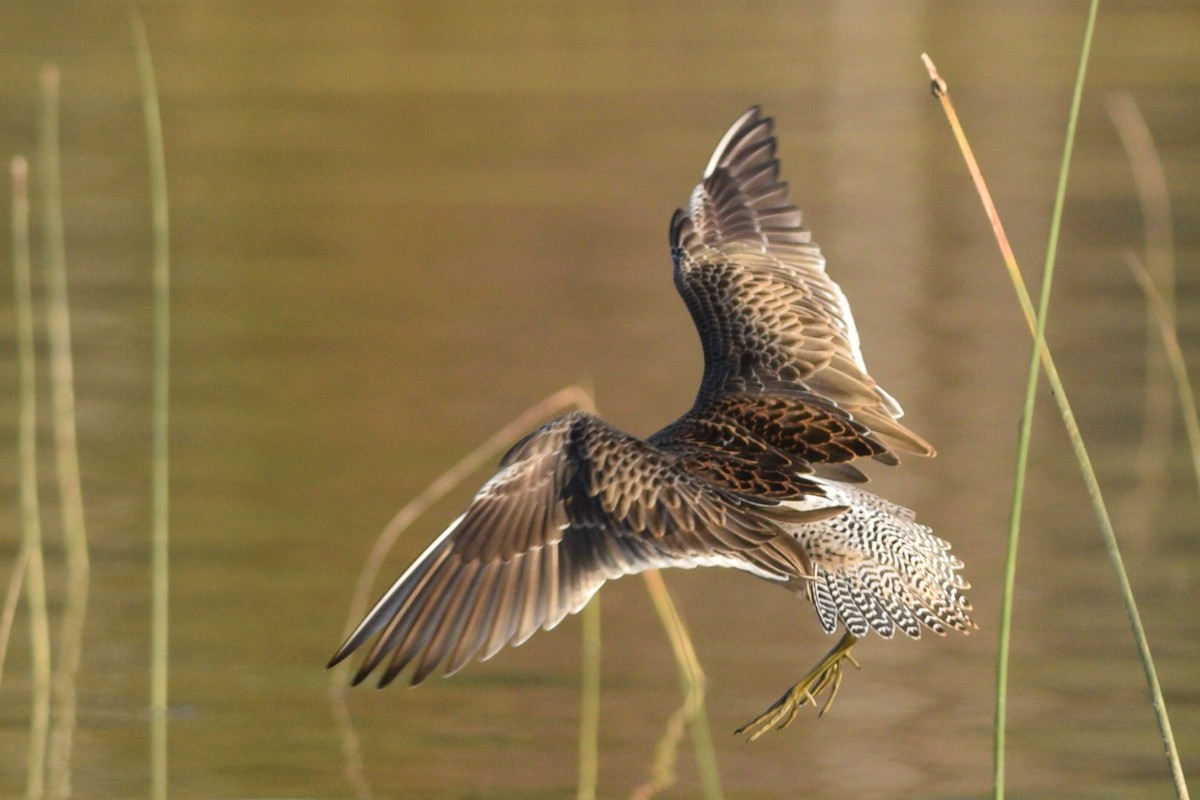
[736,631,860,741]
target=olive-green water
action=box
[1,2,1197,798]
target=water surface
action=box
[0,2,1197,798]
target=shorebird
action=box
[329,107,974,739]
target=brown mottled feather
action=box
[331,412,811,686]
[331,108,970,692]
[669,107,933,460]
[651,388,899,499]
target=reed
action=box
[12,152,53,800]
[576,595,600,800]
[923,14,1191,797]
[1113,93,1200,597]
[1107,92,1178,537]
[998,7,1096,793]
[38,63,93,800]
[0,549,31,692]
[1127,254,1200,500]
[129,8,172,800]
[630,570,722,800]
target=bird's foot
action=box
[735,631,860,741]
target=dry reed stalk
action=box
[629,569,722,800]
[38,63,93,800]
[12,152,53,800]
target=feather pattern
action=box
[669,107,933,459]
[332,412,811,686]
[330,107,972,689]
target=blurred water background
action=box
[0,2,1197,798]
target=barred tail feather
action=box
[790,481,974,639]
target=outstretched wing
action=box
[669,107,933,460]
[329,411,810,687]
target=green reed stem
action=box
[576,597,600,800]
[997,6,1096,797]
[924,22,1190,799]
[130,8,172,800]
[13,154,52,800]
[39,63,92,800]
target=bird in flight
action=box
[329,107,974,739]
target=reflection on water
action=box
[1,2,1197,798]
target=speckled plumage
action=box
[330,108,973,706]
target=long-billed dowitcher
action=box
[329,107,973,739]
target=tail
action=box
[788,481,974,639]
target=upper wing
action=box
[329,411,810,687]
[670,107,933,459]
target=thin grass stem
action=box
[997,7,1098,797]
[1106,92,1175,324]
[923,42,1190,800]
[130,8,172,800]
[576,597,600,800]
[13,153,52,800]
[1107,93,1178,538]
[0,549,31,692]
[1127,254,1200,496]
[574,393,602,800]
[1104,94,1171,328]
[630,570,722,800]
[38,63,92,800]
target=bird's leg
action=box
[736,631,860,741]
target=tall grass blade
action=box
[630,570,722,800]
[1107,93,1178,537]
[1126,254,1200,497]
[923,38,1191,800]
[0,549,31,691]
[998,4,1098,797]
[576,596,600,800]
[12,153,52,800]
[130,8,172,800]
[38,63,93,800]
[1106,93,1175,315]
[573,393,602,800]
[1107,92,1177,539]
